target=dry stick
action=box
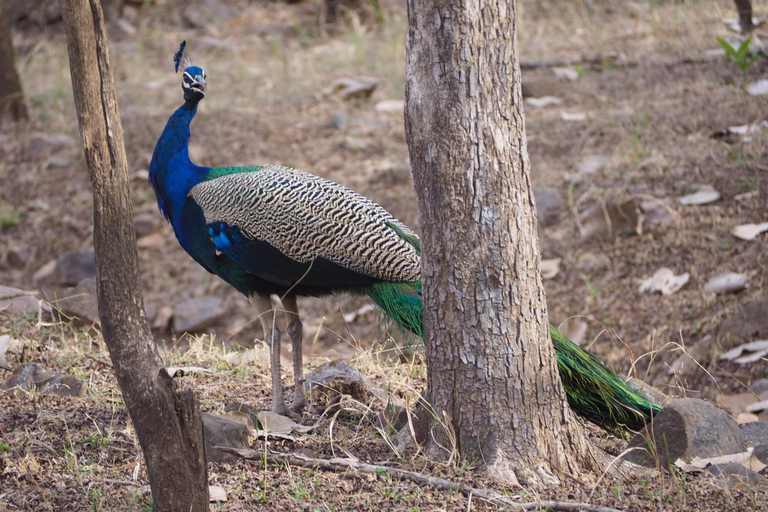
[520,54,719,71]
[219,447,627,512]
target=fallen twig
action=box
[219,446,627,512]
[520,54,719,71]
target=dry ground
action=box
[1,0,767,510]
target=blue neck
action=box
[149,101,209,230]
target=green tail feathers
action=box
[369,224,660,432]
[550,325,661,432]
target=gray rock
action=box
[704,272,747,294]
[578,198,639,240]
[323,77,378,101]
[700,462,766,490]
[55,279,99,325]
[202,412,250,464]
[133,215,156,238]
[53,249,97,287]
[625,377,672,407]
[182,0,232,28]
[4,246,27,269]
[40,375,87,397]
[304,360,367,412]
[173,296,226,333]
[534,188,564,226]
[33,260,57,286]
[718,299,768,350]
[3,364,51,395]
[24,133,76,157]
[574,251,612,272]
[0,286,50,318]
[741,422,768,447]
[750,379,768,395]
[330,110,349,131]
[623,398,745,468]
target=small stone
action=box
[45,1,62,22]
[152,305,174,330]
[202,412,250,464]
[53,249,97,287]
[623,398,745,468]
[718,298,768,351]
[625,377,672,407]
[750,379,768,395]
[576,155,609,175]
[304,360,367,412]
[24,133,76,157]
[574,251,611,272]
[3,364,51,395]
[375,404,408,433]
[4,246,27,269]
[173,297,225,333]
[704,272,747,294]
[323,77,378,101]
[54,279,100,325]
[534,188,563,226]
[134,215,156,238]
[330,111,349,131]
[553,66,579,81]
[111,18,136,39]
[40,375,87,397]
[182,0,233,28]
[700,462,765,490]
[33,259,57,286]
[741,422,768,447]
[578,198,639,241]
[122,5,139,23]
[0,286,50,318]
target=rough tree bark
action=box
[405,0,605,486]
[60,1,210,510]
[734,0,753,32]
[0,3,28,122]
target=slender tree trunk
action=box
[734,0,753,32]
[0,3,28,122]
[405,0,603,486]
[59,1,210,510]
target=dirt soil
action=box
[1,0,767,510]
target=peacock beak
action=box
[191,76,207,94]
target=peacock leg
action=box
[250,294,289,415]
[282,295,308,412]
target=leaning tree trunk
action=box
[0,3,28,122]
[60,1,209,510]
[405,0,604,486]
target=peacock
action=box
[149,42,661,431]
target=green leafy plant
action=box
[718,35,763,71]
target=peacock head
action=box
[174,41,207,104]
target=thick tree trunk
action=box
[59,1,210,510]
[0,3,28,122]
[734,0,753,32]
[405,0,602,486]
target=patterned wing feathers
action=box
[189,166,421,284]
